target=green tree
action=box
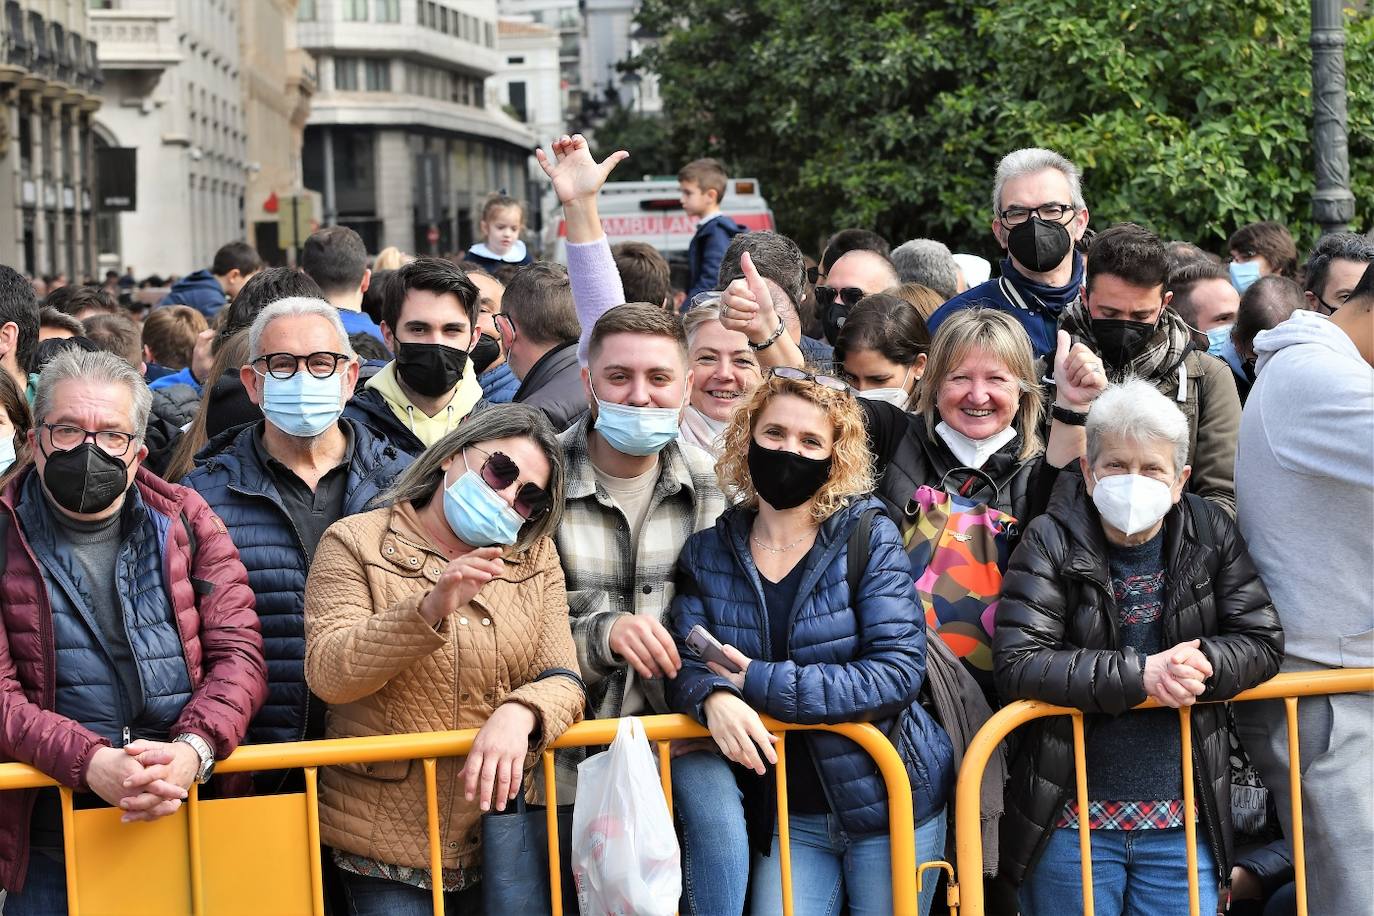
[635,0,1373,258]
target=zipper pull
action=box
[122,727,131,747]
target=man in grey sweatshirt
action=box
[1233,264,1374,916]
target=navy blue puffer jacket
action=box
[182,419,412,747]
[668,497,955,834]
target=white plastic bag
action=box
[571,717,681,916]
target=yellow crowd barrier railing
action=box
[949,668,1374,916]
[0,713,936,916]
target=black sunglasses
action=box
[814,285,866,309]
[468,445,551,520]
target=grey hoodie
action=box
[1236,309,1374,670]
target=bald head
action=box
[826,249,900,297]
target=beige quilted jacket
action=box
[303,500,584,872]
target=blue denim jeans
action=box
[1020,827,1218,916]
[672,750,749,916]
[337,868,480,916]
[3,850,68,916]
[749,808,947,916]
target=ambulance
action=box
[544,178,774,267]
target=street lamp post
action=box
[1311,0,1355,236]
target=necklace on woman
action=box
[751,529,814,553]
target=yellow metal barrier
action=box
[0,713,932,915]
[950,668,1374,916]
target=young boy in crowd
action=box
[680,158,742,302]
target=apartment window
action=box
[375,0,399,22]
[365,59,390,91]
[334,57,359,90]
[508,81,527,122]
[343,0,368,21]
[507,56,525,66]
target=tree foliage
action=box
[634,0,1373,258]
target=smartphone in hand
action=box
[686,625,742,674]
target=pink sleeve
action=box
[567,237,626,367]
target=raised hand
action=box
[719,251,781,347]
[418,547,505,627]
[535,134,629,206]
[1053,329,1107,411]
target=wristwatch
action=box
[173,733,216,784]
[748,318,785,352]
[1051,403,1089,426]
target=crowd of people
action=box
[0,133,1369,916]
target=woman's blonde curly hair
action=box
[715,374,874,522]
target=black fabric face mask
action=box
[1091,318,1155,375]
[43,442,131,515]
[748,439,833,511]
[470,334,501,376]
[1006,216,1073,273]
[394,342,470,397]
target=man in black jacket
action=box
[994,378,1282,916]
[497,261,586,432]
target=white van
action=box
[545,178,774,265]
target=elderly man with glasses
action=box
[927,147,1092,358]
[0,348,266,913]
[182,297,412,792]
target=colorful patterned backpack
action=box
[898,469,1018,704]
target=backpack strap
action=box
[846,506,882,600]
[180,510,215,597]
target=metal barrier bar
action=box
[1070,713,1094,916]
[1179,706,1199,916]
[188,782,204,916]
[541,752,564,916]
[1,714,921,916]
[951,668,1374,916]
[775,738,794,916]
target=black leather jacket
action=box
[993,472,1283,884]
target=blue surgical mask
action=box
[1205,324,1233,358]
[261,371,345,438]
[591,385,683,457]
[443,465,524,548]
[0,435,15,477]
[1229,260,1261,294]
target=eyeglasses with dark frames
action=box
[251,351,351,380]
[41,423,139,457]
[466,444,551,520]
[768,365,850,394]
[997,203,1076,228]
[813,285,867,310]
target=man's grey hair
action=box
[1086,378,1190,477]
[992,148,1086,215]
[248,296,355,360]
[891,239,959,300]
[34,347,152,438]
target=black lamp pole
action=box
[1311,0,1355,236]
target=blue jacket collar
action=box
[1000,252,1085,312]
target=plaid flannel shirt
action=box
[555,416,725,722]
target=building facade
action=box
[495,18,561,148]
[0,0,102,280]
[580,0,658,116]
[496,0,579,124]
[91,0,248,278]
[299,0,536,257]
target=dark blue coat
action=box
[668,497,955,834]
[160,269,228,319]
[686,214,743,301]
[182,419,412,747]
[925,255,1086,359]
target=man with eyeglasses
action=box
[183,298,412,788]
[343,257,485,457]
[927,147,1092,358]
[0,348,265,912]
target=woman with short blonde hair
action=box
[667,368,954,916]
[680,300,763,457]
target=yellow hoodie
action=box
[364,361,483,448]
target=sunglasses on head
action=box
[768,365,850,393]
[814,285,866,309]
[467,446,551,520]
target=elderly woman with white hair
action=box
[678,300,762,456]
[993,379,1284,916]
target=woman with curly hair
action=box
[665,368,955,916]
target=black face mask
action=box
[43,442,131,515]
[1006,216,1073,273]
[1091,318,1156,375]
[470,334,501,375]
[394,342,470,397]
[748,439,833,511]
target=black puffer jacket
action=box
[993,472,1283,885]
